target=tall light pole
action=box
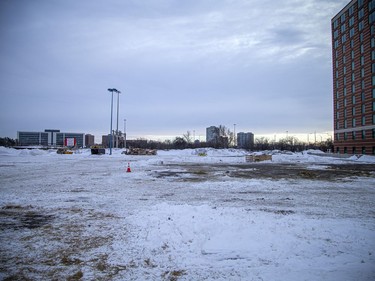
[108,88,120,154]
[108,88,115,155]
[124,118,127,150]
[233,123,236,147]
[115,89,121,148]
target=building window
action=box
[344,147,348,154]
[362,92,366,101]
[362,80,365,89]
[372,63,375,73]
[360,33,364,42]
[344,132,348,140]
[351,40,354,48]
[341,13,346,23]
[373,114,375,125]
[352,107,356,115]
[333,19,338,29]
[336,121,340,129]
[358,8,364,19]
[370,11,375,24]
[372,51,375,60]
[344,108,347,118]
[373,89,375,98]
[344,119,348,128]
[373,129,375,139]
[359,21,364,31]
[362,104,366,114]
[349,16,354,26]
[349,6,354,16]
[342,34,347,44]
[344,87,347,96]
[370,0,375,11]
[352,95,356,105]
[334,29,339,39]
[352,73,355,81]
[362,130,366,139]
[334,40,339,49]
[336,133,340,141]
[336,101,340,109]
[352,61,355,70]
[351,50,355,59]
[361,68,365,77]
[353,131,356,140]
[352,118,356,127]
[361,56,365,66]
[336,147,340,153]
[372,38,375,48]
[362,116,366,126]
[344,98,347,107]
[337,111,340,119]
[373,76,375,86]
[361,44,364,54]
[352,84,355,93]
[344,66,347,75]
[341,24,346,33]
[373,101,375,111]
[352,147,356,154]
[344,77,347,85]
[358,0,363,7]
[362,147,366,155]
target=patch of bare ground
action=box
[152,163,375,181]
[0,205,127,280]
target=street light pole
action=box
[124,118,127,150]
[115,89,121,149]
[107,88,115,155]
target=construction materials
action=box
[125,148,157,155]
[245,154,272,162]
[91,145,106,155]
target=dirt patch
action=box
[151,163,375,182]
[0,205,54,230]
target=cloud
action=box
[0,0,348,140]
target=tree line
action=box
[1,134,334,152]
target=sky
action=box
[0,0,348,143]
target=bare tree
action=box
[183,131,192,144]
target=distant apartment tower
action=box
[206,126,219,143]
[332,0,375,154]
[85,134,95,147]
[237,132,254,149]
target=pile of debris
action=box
[56,148,73,154]
[125,148,157,155]
[245,154,272,162]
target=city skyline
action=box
[0,0,348,142]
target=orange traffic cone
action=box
[126,162,131,173]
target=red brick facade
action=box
[332,0,375,154]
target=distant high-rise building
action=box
[237,132,254,149]
[85,134,95,147]
[331,0,375,154]
[206,126,219,143]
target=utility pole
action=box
[233,123,236,147]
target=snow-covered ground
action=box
[0,147,374,280]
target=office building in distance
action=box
[17,129,85,148]
[237,132,254,149]
[331,0,375,154]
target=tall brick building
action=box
[332,0,375,154]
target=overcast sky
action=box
[0,0,348,142]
